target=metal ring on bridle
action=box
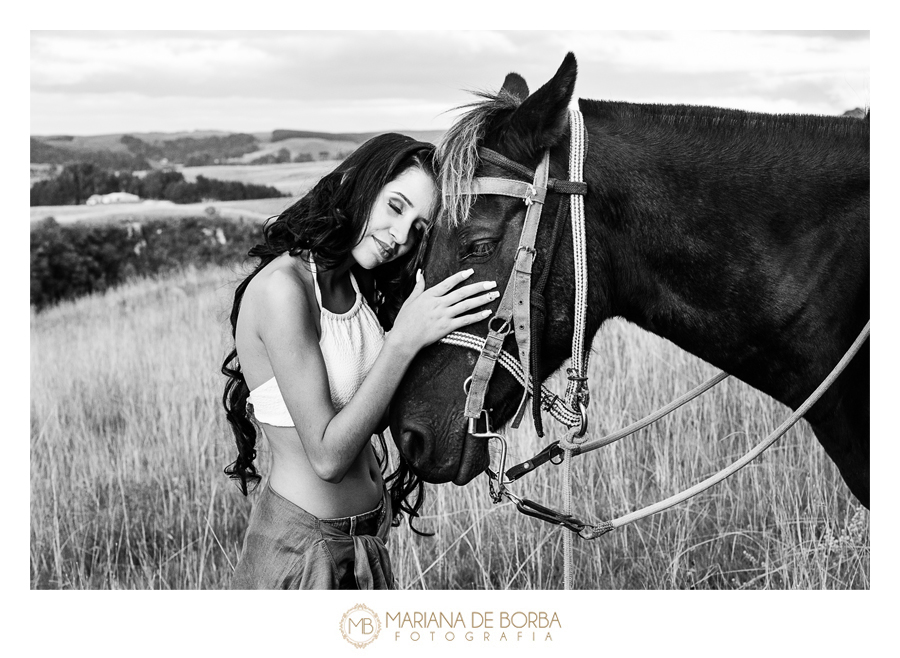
[576,402,588,438]
[488,316,511,335]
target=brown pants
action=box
[232,483,394,590]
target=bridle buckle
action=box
[467,409,493,437]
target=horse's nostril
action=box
[399,427,431,464]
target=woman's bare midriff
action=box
[236,253,384,519]
[261,423,384,519]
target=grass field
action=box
[30,265,869,589]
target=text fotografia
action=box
[386,611,561,642]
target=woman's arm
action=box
[258,268,496,483]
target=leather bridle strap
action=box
[461,150,550,427]
[469,177,545,201]
[509,150,550,426]
[478,148,536,180]
[477,148,587,196]
[529,191,569,436]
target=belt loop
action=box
[349,515,358,536]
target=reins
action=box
[435,108,871,588]
[572,320,871,538]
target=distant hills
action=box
[31,108,866,172]
[31,136,152,170]
[30,128,447,171]
[269,129,444,144]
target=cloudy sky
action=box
[30,30,869,136]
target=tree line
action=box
[31,133,261,169]
[120,133,259,164]
[31,138,150,170]
[30,162,286,206]
[31,215,262,310]
[248,147,353,165]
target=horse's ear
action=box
[500,73,529,102]
[502,52,577,157]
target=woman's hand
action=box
[389,268,498,354]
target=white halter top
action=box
[248,258,385,426]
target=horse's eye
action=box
[460,241,497,262]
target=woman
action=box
[221,133,496,589]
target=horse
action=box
[390,53,870,511]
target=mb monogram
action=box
[339,604,381,648]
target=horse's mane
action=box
[437,92,867,227]
[437,90,521,227]
[580,99,869,139]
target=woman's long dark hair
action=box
[221,133,437,533]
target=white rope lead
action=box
[564,109,589,407]
[579,320,871,538]
[562,450,574,590]
[562,109,588,590]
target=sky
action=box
[30,30,870,137]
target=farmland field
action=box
[30,161,340,226]
[30,265,869,589]
[30,197,298,226]
[232,137,359,164]
[179,160,337,196]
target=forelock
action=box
[436,90,520,227]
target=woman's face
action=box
[351,166,436,270]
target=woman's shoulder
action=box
[246,254,316,322]
[252,252,309,286]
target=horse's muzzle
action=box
[394,420,488,485]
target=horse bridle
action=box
[438,109,591,502]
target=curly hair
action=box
[221,133,437,533]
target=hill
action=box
[270,128,444,144]
[30,128,447,169]
[31,137,150,170]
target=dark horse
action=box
[391,53,869,508]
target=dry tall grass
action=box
[30,265,869,589]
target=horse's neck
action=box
[582,118,868,409]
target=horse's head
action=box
[390,53,582,484]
